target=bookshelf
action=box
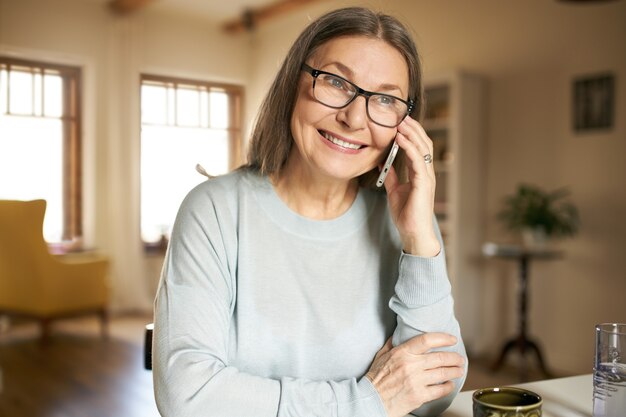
[424,72,486,352]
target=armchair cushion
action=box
[0,199,110,339]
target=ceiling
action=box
[149,0,277,22]
[82,0,279,22]
[83,0,622,22]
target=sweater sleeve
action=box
[152,184,387,417]
[388,217,468,417]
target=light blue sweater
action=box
[153,169,466,417]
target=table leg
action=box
[518,256,529,381]
[491,255,553,381]
[527,338,553,378]
[491,338,517,371]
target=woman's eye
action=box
[324,75,348,90]
[375,95,396,107]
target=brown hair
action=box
[245,7,423,187]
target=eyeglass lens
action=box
[314,72,408,127]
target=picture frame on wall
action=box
[573,73,615,132]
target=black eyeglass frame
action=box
[301,63,415,128]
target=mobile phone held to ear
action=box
[376,141,399,188]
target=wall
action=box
[0,0,249,311]
[244,0,626,374]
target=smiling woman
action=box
[153,7,466,417]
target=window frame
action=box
[139,74,244,250]
[0,56,82,242]
[140,74,244,171]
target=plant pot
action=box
[521,227,549,250]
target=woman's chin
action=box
[316,165,373,184]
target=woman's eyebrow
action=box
[327,61,354,77]
[323,61,404,95]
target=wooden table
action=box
[441,374,592,417]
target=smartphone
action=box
[376,141,399,188]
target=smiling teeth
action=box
[321,131,362,150]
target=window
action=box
[140,74,243,245]
[0,57,82,243]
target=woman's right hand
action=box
[365,333,465,417]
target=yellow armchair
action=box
[0,199,110,341]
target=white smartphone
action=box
[376,141,399,188]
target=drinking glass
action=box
[593,323,626,417]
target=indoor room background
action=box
[1,0,625,378]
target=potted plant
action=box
[498,184,580,248]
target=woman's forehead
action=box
[309,35,410,96]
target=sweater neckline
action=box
[245,170,378,240]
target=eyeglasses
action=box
[301,63,414,128]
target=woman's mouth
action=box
[319,130,364,150]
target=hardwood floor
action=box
[0,314,159,417]
[0,315,568,417]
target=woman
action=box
[153,7,467,417]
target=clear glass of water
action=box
[593,323,626,417]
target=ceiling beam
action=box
[222,0,322,33]
[108,0,156,15]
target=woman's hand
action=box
[365,333,465,417]
[383,117,439,257]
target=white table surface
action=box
[440,374,592,417]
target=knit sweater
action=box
[153,168,466,417]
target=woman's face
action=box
[289,35,410,184]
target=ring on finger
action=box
[424,154,433,164]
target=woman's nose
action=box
[336,95,368,129]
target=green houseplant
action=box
[498,184,580,246]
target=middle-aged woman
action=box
[153,7,467,417]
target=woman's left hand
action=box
[383,117,440,257]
